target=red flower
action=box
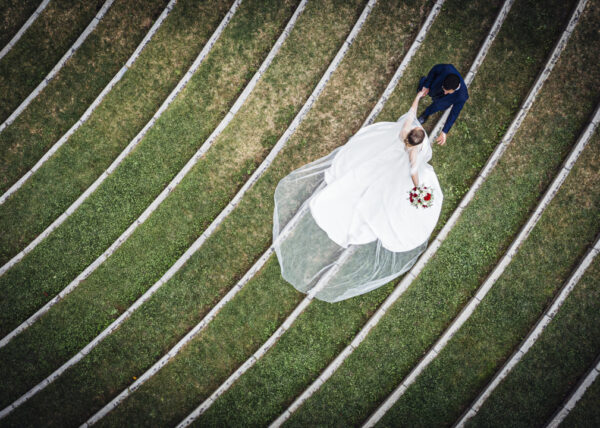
[412,187,417,191]
[424,194,431,201]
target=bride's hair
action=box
[406,128,425,146]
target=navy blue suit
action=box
[417,64,468,134]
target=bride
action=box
[273,89,443,302]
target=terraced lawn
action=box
[0,0,169,193]
[94,0,436,425]
[0,0,242,318]
[0,0,303,396]
[0,0,595,426]
[0,0,434,425]
[0,0,103,121]
[379,114,600,426]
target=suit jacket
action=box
[418,64,469,134]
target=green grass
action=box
[373,2,600,425]
[379,114,600,425]
[0,0,233,265]
[562,353,600,428]
[0,0,40,48]
[0,0,169,193]
[281,0,584,425]
[0,0,376,425]
[0,0,103,121]
[468,244,600,427]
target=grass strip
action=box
[372,4,600,424]
[92,0,516,425]
[467,240,600,427]
[561,355,600,428]
[0,0,103,121]
[0,0,169,194]
[0,0,425,425]
[276,0,584,425]
[0,0,41,50]
[0,0,370,425]
[0,0,243,321]
[0,0,232,265]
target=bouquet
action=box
[408,185,434,209]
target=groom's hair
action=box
[442,74,460,91]
[407,128,425,146]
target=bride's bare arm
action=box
[411,172,419,187]
[411,89,426,113]
[401,89,427,140]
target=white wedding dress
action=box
[273,111,443,302]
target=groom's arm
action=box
[422,63,444,89]
[442,100,466,134]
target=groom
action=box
[416,63,469,145]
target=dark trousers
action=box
[417,76,445,119]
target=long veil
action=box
[273,115,430,303]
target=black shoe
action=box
[418,114,428,125]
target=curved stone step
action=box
[0,0,51,61]
[546,353,600,428]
